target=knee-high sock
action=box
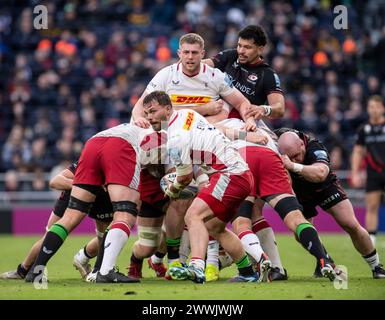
[253,219,284,272]
[206,237,219,268]
[179,227,190,264]
[100,222,130,275]
[239,230,264,264]
[296,223,328,261]
[32,224,68,271]
[166,238,181,264]
[93,228,109,273]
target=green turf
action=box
[0,234,384,300]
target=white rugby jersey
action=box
[93,124,167,165]
[146,62,234,109]
[167,109,249,175]
[217,118,279,154]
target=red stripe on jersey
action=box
[203,64,206,73]
[168,113,179,127]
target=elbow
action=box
[314,170,328,183]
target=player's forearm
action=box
[351,146,365,174]
[214,123,238,140]
[269,101,285,118]
[49,175,73,190]
[170,169,193,193]
[295,164,329,183]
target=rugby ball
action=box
[160,172,198,199]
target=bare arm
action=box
[222,89,255,131]
[244,93,285,120]
[267,92,285,118]
[214,123,267,145]
[351,145,366,187]
[132,90,151,128]
[49,169,74,190]
[281,155,330,183]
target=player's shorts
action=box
[238,146,293,199]
[197,170,253,222]
[297,180,348,219]
[138,168,167,218]
[366,168,385,192]
[73,137,140,190]
[53,189,113,223]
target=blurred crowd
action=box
[1,0,385,192]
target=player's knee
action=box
[68,196,93,214]
[112,201,138,217]
[274,196,303,220]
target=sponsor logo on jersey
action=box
[274,73,281,88]
[248,74,258,81]
[183,111,195,130]
[314,150,328,161]
[170,94,211,105]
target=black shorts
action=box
[297,180,348,219]
[53,189,113,223]
[366,169,385,192]
[138,200,167,218]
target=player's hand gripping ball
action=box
[160,172,198,199]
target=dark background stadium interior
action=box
[0,0,384,207]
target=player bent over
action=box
[277,128,385,279]
[25,124,164,283]
[143,91,260,283]
[0,162,111,280]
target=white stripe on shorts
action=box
[211,174,230,201]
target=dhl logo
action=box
[183,111,195,130]
[171,94,211,105]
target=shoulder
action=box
[307,140,329,160]
[215,49,237,60]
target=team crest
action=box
[248,74,258,81]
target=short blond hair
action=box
[368,95,384,105]
[179,33,205,48]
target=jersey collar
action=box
[178,62,205,77]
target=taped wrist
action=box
[262,105,272,116]
[292,163,304,173]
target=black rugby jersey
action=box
[355,121,385,172]
[275,128,337,201]
[212,49,283,118]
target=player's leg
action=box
[25,185,94,282]
[205,236,220,281]
[148,227,168,277]
[327,199,385,278]
[251,199,287,280]
[164,199,191,267]
[128,215,164,279]
[179,225,190,264]
[73,218,109,280]
[97,184,139,283]
[169,171,257,283]
[232,200,271,282]
[0,212,60,280]
[267,194,337,280]
[365,191,382,245]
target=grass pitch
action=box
[0,234,384,300]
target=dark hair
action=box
[238,25,267,46]
[143,91,172,107]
